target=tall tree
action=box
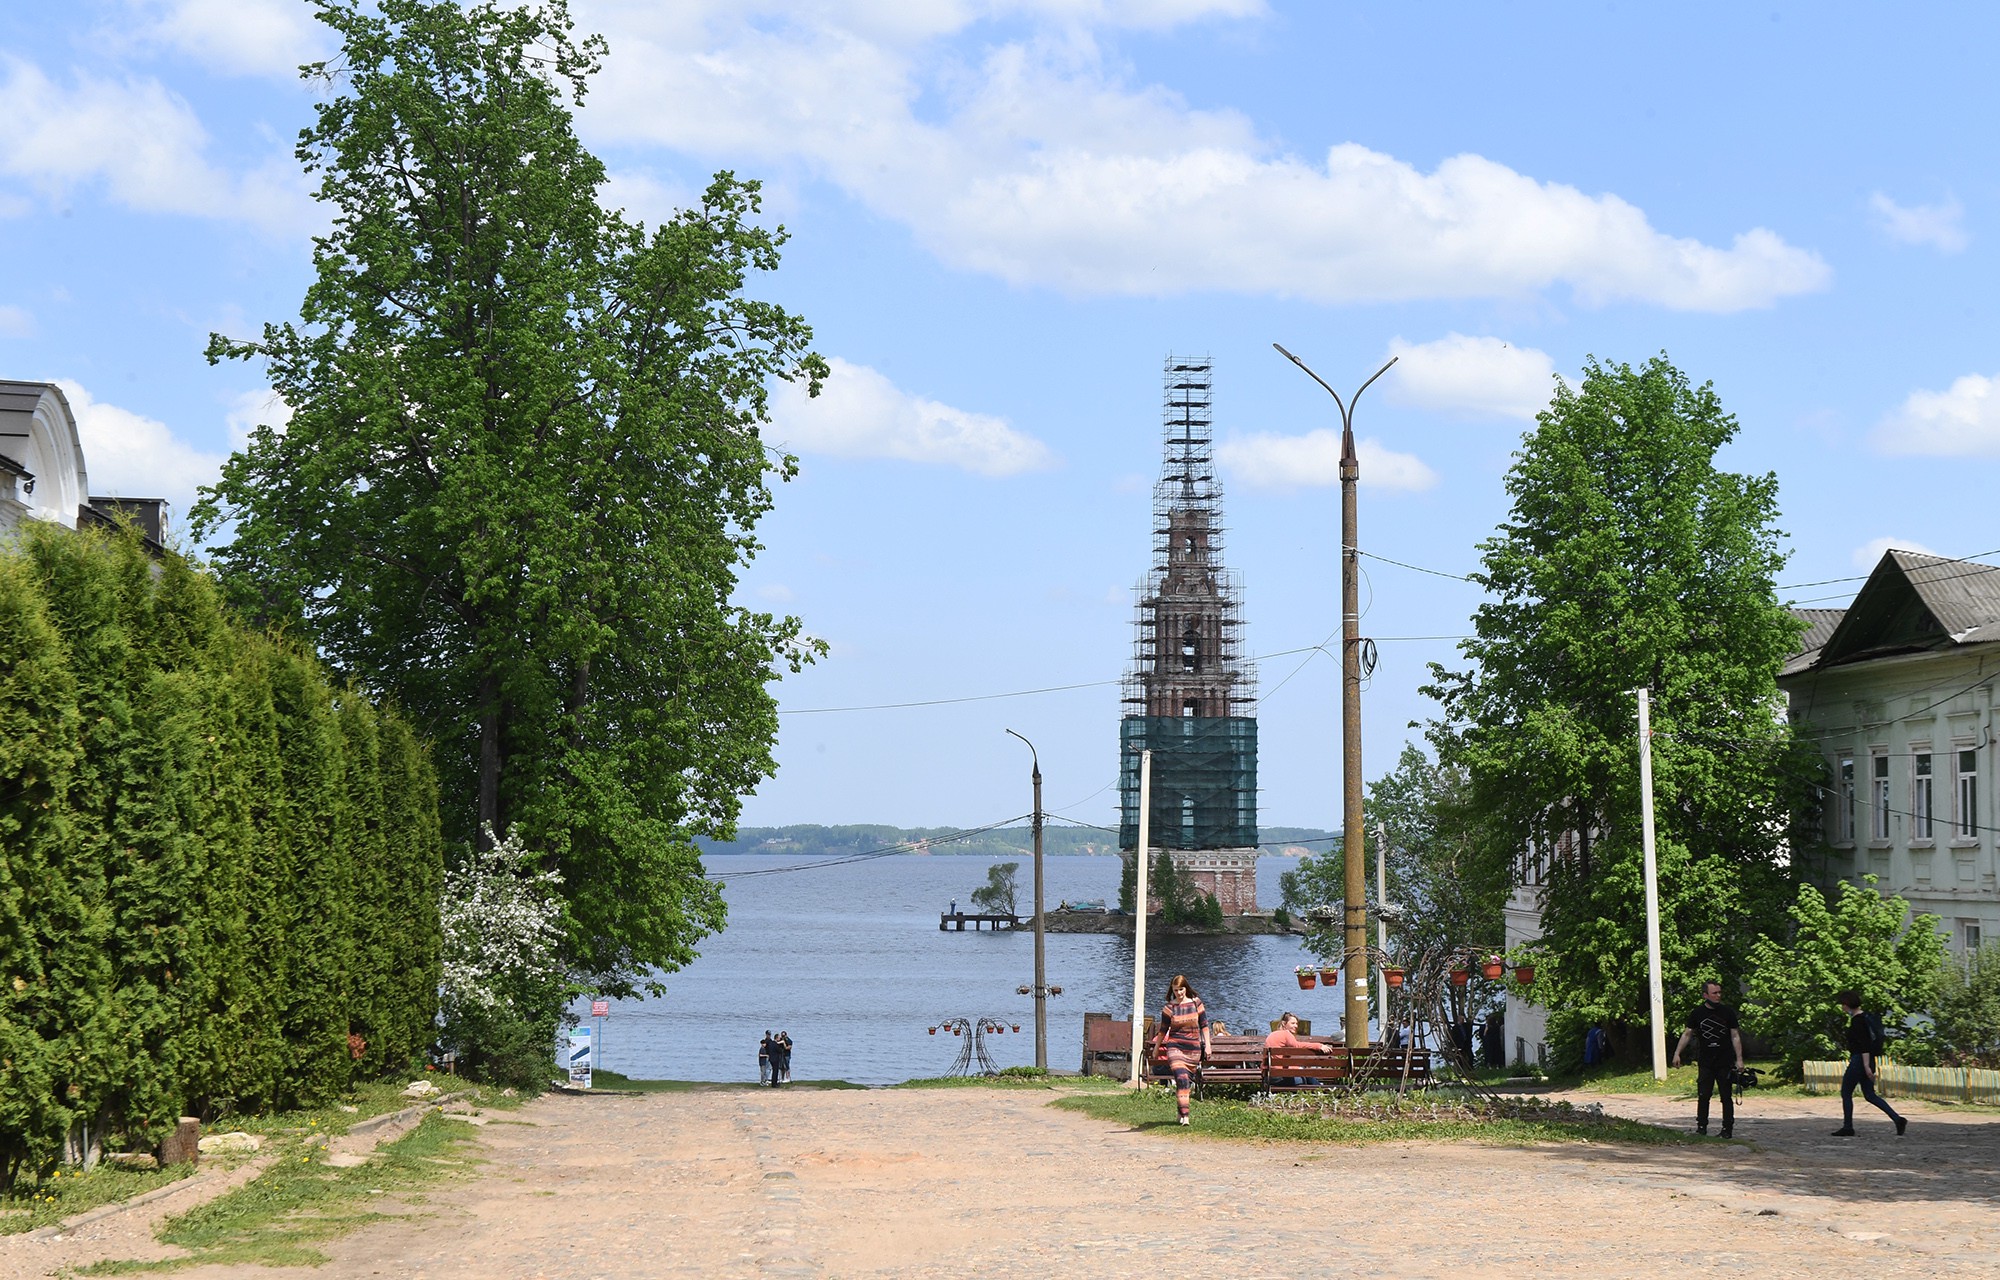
[193,0,825,992]
[1423,354,1817,1060]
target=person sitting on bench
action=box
[1265,1012,1335,1087]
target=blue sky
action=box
[4,2,1997,833]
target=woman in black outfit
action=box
[1832,990,1906,1137]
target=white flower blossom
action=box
[439,824,564,1013]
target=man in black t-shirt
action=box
[1671,981,1745,1137]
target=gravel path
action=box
[9,1084,1997,1278]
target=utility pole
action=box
[1375,822,1390,1035]
[1128,750,1153,1087]
[1634,688,1667,1082]
[1274,345,1397,1048]
[1005,729,1048,1071]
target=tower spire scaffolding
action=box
[1119,356,1259,915]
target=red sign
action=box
[590,999,610,1018]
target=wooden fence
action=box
[1802,1060,2000,1104]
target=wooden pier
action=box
[939,912,1019,931]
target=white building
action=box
[1503,549,2000,1067]
[0,380,168,543]
[1778,549,2000,957]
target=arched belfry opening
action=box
[1119,356,1259,916]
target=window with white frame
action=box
[1964,920,1983,954]
[1871,751,1891,841]
[1957,747,1979,839]
[1913,751,1934,840]
[1835,754,1856,842]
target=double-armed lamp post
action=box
[1273,345,1397,1049]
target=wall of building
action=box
[1786,646,2000,956]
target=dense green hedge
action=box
[0,524,443,1184]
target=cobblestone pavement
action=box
[11,1084,1999,1278]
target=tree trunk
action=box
[478,672,504,847]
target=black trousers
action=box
[1695,1053,1734,1130]
[1842,1053,1901,1126]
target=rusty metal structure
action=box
[1118,356,1259,915]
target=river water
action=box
[569,854,1323,1086]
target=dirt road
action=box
[9,1084,1998,1278]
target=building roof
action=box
[1788,549,2000,676]
[1781,607,1847,677]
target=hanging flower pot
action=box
[952,1027,961,1036]
[1383,967,1406,989]
[1295,968,1318,990]
[1481,956,1505,980]
[928,1027,938,1035]
[1449,967,1470,987]
[1012,1024,1022,1032]
[1514,964,1536,986]
[1319,967,1340,984]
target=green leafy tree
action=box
[1423,354,1819,1064]
[1928,943,2000,1068]
[969,862,1019,917]
[1744,877,1943,1078]
[192,0,826,994]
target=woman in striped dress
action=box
[1153,973,1211,1126]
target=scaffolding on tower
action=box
[1119,356,1259,868]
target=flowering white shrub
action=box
[440,824,565,1015]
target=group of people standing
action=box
[757,1030,793,1086]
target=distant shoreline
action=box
[698,823,1334,859]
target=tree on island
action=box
[1421,354,1820,1067]
[193,0,826,997]
[970,862,1020,917]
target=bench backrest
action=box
[1266,1044,1351,1078]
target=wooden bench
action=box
[1348,1046,1434,1087]
[1194,1035,1267,1095]
[1264,1042,1350,1092]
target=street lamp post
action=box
[1005,729,1048,1070]
[1273,344,1397,1049]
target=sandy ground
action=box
[6,1083,1998,1279]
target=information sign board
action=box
[566,1027,593,1088]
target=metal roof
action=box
[1800,550,2000,673]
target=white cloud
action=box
[1852,536,1940,569]
[57,380,226,519]
[1216,429,1436,492]
[1870,192,1967,254]
[769,356,1054,476]
[1385,334,1563,420]
[132,0,329,78]
[0,304,32,338]
[578,5,1828,310]
[225,387,292,447]
[756,583,796,604]
[597,169,695,227]
[1875,373,2000,456]
[0,58,314,233]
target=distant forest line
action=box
[696,824,1337,859]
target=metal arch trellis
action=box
[927,1016,1020,1077]
[1309,942,1519,1100]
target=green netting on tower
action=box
[1118,715,1258,850]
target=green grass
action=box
[79,1111,484,1273]
[0,1162,201,1236]
[1054,1087,1696,1146]
[0,1076,499,1237]
[1569,1059,1809,1099]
